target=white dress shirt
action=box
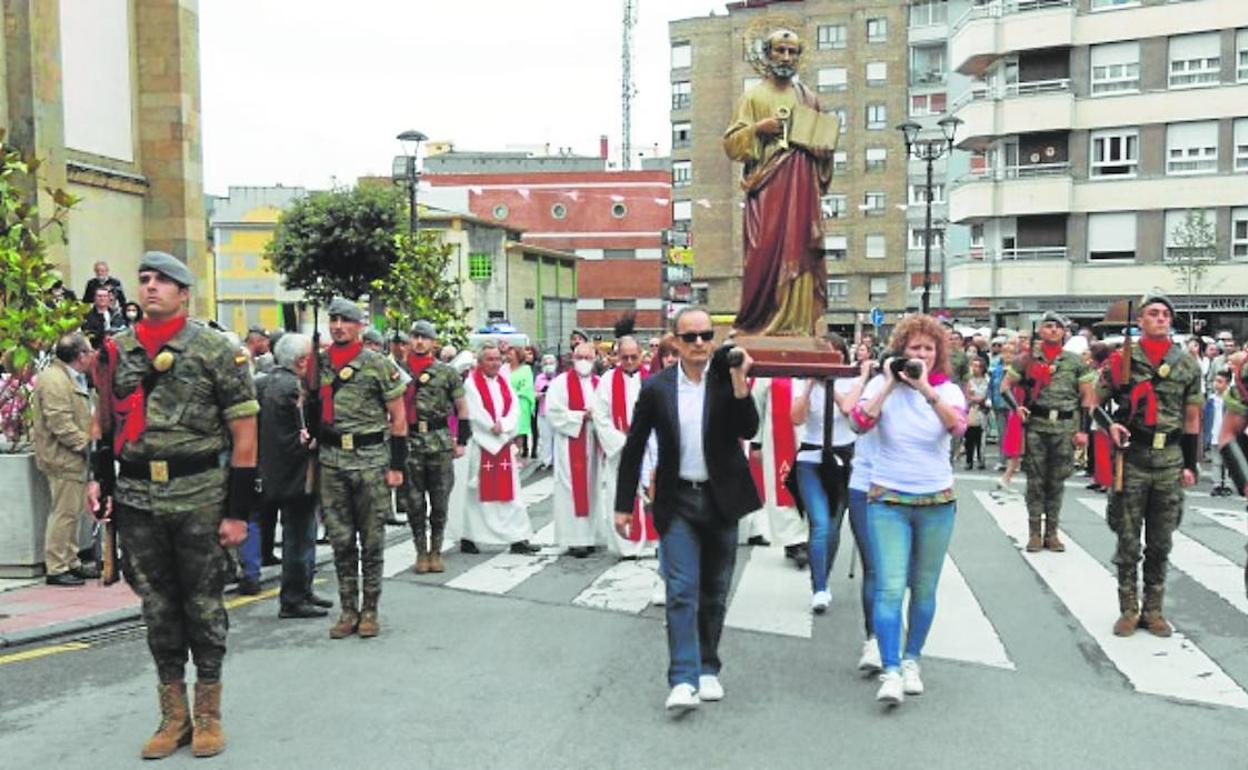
[676,363,709,482]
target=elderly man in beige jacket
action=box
[32,332,98,586]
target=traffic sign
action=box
[870,307,885,327]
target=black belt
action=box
[319,428,385,450]
[1027,408,1075,422]
[119,454,219,483]
[675,478,709,491]
[407,417,447,435]
[1130,427,1181,449]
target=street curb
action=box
[0,529,411,650]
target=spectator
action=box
[851,313,968,706]
[534,353,558,468]
[506,344,535,459]
[122,301,143,326]
[963,357,989,470]
[82,286,127,348]
[246,326,274,375]
[655,333,679,370]
[31,332,99,586]
[81,260,126,307]
[439,344,458,364]
[997,340,1025,489]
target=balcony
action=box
[949,164,1073,223]
[951,79,1074,149]
[946,256,1072,300]
[946,260,1248,304]
[950,0,1075,77]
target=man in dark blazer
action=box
[614,307,760,714]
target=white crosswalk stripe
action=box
[725,544,814,638]
[921,556,1015,670]
[572,559,661,614]
[1188,503,1248,537]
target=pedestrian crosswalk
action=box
[382,475,1248,712]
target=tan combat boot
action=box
[1113,586,1139,637]
[413,531,431,573]
[358,593,380,638]
[1043,518,1065,552]
[140,681,192,759]
[1139,585,1173,638]
[1025,519,1043,553]
[329,593,359,639]
[191,681,225,758]
[428,529,445,573]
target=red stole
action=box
[769,378,796,506]
[472,368,516,502]
[320,341,362,425]
[404,353,435,423]
[611,369,654,541]
[566,372,599,517]
[113,315,188,453]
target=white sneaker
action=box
[651,580,666,606]
[875,671,904,705]
[810,590,831,614]
[697,674,724,702]
[900,659,924,695]
[665,683,699,713]
[857,638,882,674]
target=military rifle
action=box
[90,341,121,585]
[302,299,322,496]
[1113,301,1133,493]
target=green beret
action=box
[1040,310,1068,326]
[326,297,364,322]
[1138,289,1174,314]
[361,327,384,346]
[138,251,194,287]
[410,320,437,339]
[390,330,411,344]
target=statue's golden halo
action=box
[741,13,805,77]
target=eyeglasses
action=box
[678,330,715,344]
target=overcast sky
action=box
[199,0,728,195]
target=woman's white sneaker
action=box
[875,671,904,705]
[900,659,924,695]
[810,590,831,614]
[857,638,882,674]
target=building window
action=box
[551,203,568,219]
[1232,208,1248,260]
[673,200,692,224]
[817,24,846,50]
[1087,212,1136,261]
[910,46,946,86]
[1164,209,1218,262]
[909,227,945,250]
[910,93,947,117]
[1090,42,1140,95]
[672,161,692,188]
[1236,118,1248,171]
[1238,29,1248,82]
[827,107,848,133]
[970,224,985,256]
[866,104,887,130]
[824,234,848,260]
[672,121,692,149]
[864,192,886,215]
[611,202,628,219]
[910,1,948,27]
[1090,128,1139,178]
[865,147,887,171]
[867,17,887,43]
[1169,32,1220,88]
[671,81,691,110]
[1166,121,1218,175]
[828,278,849,303]
[492,204,509,220]
[817,67,848,92]
[691,282,709,305]
[866,61,888,85]
[671,42,692,69]
[909,184,945,205]
[821,194,847,219]
[468,253,493,281]
[833,151,848,173]
[866,234,887,258]
[603,249,636,260]
[869,277,889,298]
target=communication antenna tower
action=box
[621,0,637,170]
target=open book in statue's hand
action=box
[787,104,840,153]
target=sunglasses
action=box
[678,330,715,343]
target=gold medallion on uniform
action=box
[152,350,175,372]
[1157,363,1171,378]
[339,366,355,381]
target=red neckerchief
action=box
[566,372,599,517]
[1139,337,1168,368]
[320,341,362,425]
[404,353,435,423]
[1041,343,1063,364]
[1128,337,1171,426]
[113,315,187,453]
[134,314,186,360]
[770,378,796,506]
[472,368,515,502]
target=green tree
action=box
[0,135,86,450]
[1165,209,1216,332]
[264,184,401,302]
[370,229,470,348]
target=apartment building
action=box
[670,0,910,334]
[944,0,1248,334]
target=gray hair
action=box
[274,332,312,368]
[477,340,500,354]
[671,305,710,332]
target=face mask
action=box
[542,364,556,375]
[573,359,594,377]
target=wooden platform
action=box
[733,335,859,379]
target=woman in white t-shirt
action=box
[851,314,968,707]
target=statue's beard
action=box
[767,62,796,79]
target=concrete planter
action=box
[0,452,52,577]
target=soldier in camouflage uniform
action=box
[317,298,408,639]
[89,252,259,759]
[1002,311,1095,552]
[399,320,468,574]
[1093,291,1202,637]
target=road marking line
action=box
[1187,505,1248,537]
[1076,497,1248,617]
[724,545,813,638]
[572,559,659,614]
[976,490,1248,710]
[444,551,560,595]
[522,477,554,507]
[921,555,1015,670]
[0,641,91,666]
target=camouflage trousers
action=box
[1022,426,1075,525]
[1106,452,1183,590]
[320,464,389,608]
[117,502,228,683]
[402,450,455,551]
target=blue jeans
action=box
[868,499,956,671]
[276,495,318,608]
[847,488,875,638]
[1203,398,1215,448]
[240,519,262,582]
[662,493,738,688]
[796,461,846,593]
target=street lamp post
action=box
[897,116,962,315]
[393,130,428,236]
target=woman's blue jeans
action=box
[847,487,875,638]
[796,461,846,593]
[867,499,956,671]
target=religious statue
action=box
[723,27,840,337]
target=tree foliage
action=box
[264,184,401,302]
[370,228,469,348]
[1165,210,1216,329]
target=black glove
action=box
[227,467,261,521]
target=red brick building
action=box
[425,162,671,340]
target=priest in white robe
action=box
[750,377,809,564]
[545,342,603,557]
[592,336,656,558]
